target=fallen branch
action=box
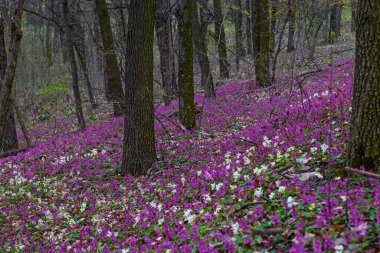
[0,148,27,158]
[345,167,380,179]
[256,227,283,235]
[234,201,266,213]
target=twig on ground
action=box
[345,167,380,179]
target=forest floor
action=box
[1,57,379,252]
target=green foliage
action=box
[37,114,50,121]
[36,85,70,97]
[36,75,71,97]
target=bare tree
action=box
[122,0,156,176]
[95,0,125,116]
[347,0,380,173]
[156,0,178,104]
[61,0,86,130]
[176,0,196,129]
[0,15,18,151]
[252,0,271,87]
[193,0,215,98]
[233,0,245,70]
[0,0,24,146]
[214,0,229,78]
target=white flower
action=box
[287,196,298,208]
[183,209,196,223]
[310,147,317,153]
[269,192,275,199]
[107,231,112,238]
[233,171,240,181]
[275,181,281,187]
[335,176,341,180]
[121,249,130,253]
[91,149,98,156]
[254,187,263,198]
[253,167,262,176]
[340,195,347,202]
[203,194,211,202]
[45,210,53,220]
[133,216,140,227]
[320,143,329,153]
[231,222,239,235]
[244,175,250,181]
[197,170,202,176]
[225,152,231,158]
[157,218,164,225]
[322,90,329,97]
[150,201,157,209]
[262,136,271,147]
[278,186,286,193]
[80,202,87,212]
[334,244,344,253]
[313,93,319,97]
[181,176,186,185]
[243,156,251,165]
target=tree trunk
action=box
[70,11,98,110]
[329,2,342,44]
[351,0,356,32]
[214,0,229,78]
[156,0,178,104]
[177,0,196,129]
[252,0,271,87]
[234,0,245,70]
[347,0,380,173]
[287,0,296,52]
[0,16,18,151]
[245,0,253,55]
[122,0,156,176]
[193,0,215,98]
[270,0,278,53]
[61,0,86,131]
[0,1,24,146]
[95,0,125,116]
[45,20,53,66]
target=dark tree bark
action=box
[122,0,156,176]
[245,0,253,55]
[214,0,229,78]
[234,0,245,70]
[351,0,356,32]
[59,29,70,63]
[347,0,380,173]
[95,0,125,116]
[70,7,98,110]
[156,0,178,104]
[287,0,296,52]
[176,0,196,129]
[0,0,24,148]
[270,0,278,53]
[0,16,18,151]
[45,20,53,66]
[252,0,271,87]
[193,0,215,98]
[61,0,86,131]
[328,1,342,44]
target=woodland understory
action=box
[0,0,379,252]
[1,56,379,252]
